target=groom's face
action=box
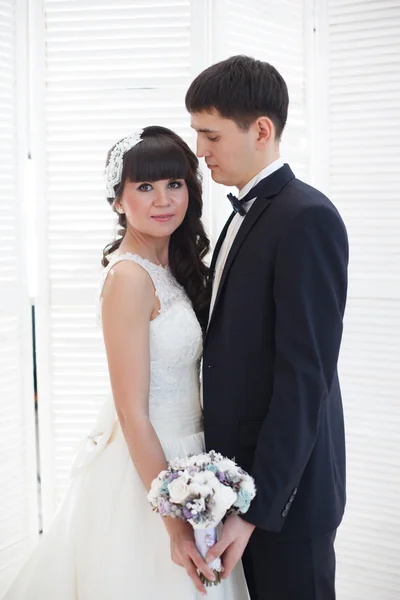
[190,109,257,190]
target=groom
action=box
[185,55,348,599]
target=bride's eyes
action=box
[137,183,153,192]
[137,180,183,192]
[168,180,183,189]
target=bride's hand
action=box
[163,518,215,595]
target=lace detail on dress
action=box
[96,252,187,327]
[130,254,187,315]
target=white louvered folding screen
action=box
[326,1,400,598]
[0,0,39,595]
[206,0,310,241]
[226,0,309,179]
[34,0,195,526]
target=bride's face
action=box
[116,178,189,238]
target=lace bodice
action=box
[97,253,203,440]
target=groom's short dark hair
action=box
[185,55,289,140]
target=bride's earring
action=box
[115,204,124,214]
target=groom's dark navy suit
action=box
[202,165,348,599]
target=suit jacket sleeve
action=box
[242,204,349,531]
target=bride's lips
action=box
[151,214,174,223]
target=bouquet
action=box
[147,450,256,586]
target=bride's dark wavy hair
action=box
[102,126,211,331]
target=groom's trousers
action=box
[242,529,337,600]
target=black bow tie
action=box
[227,175,272,216]
[227,166,289,216]
[227,193,247,216]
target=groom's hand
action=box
[205,514,255,580]
[164,518,215,595]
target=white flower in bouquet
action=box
[216,458,237,473]
[212,480,238,507]
[169,456,189,470]
[210,451,224,462]
[189,479,237,529]
[168,475,190,504]
[147,470,168,507]
[187,470,215,498]
[176,470,191,483]
[196,470,215,484]
[187,453,211,467]
[188,482,213,498]
[241,474,257,495]
[187,497,206,515]
[148,481,161,507]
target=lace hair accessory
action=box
[105,130,143,198]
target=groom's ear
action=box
[254,117,275,148]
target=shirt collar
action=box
[238,158,285,201]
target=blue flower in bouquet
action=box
[234,489,253,513]
[206,464,218,474]
[160,480,170,495]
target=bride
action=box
[3,126,249,599]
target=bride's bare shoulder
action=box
[102,259,154,323]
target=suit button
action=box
[282,509,289,518]
[292,487,298,495]
[285,502,291,510]
[289,495,295,502]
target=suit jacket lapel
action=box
[206,164,295,336]
[208,211,235,280]
[203,211,235,327]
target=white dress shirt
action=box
[208,158,284,323]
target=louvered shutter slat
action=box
[328,1,400,598]
[0,0,39,596]
[204,0,309,244]
[226,0,308,179]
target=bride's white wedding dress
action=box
[3,253,249,600]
